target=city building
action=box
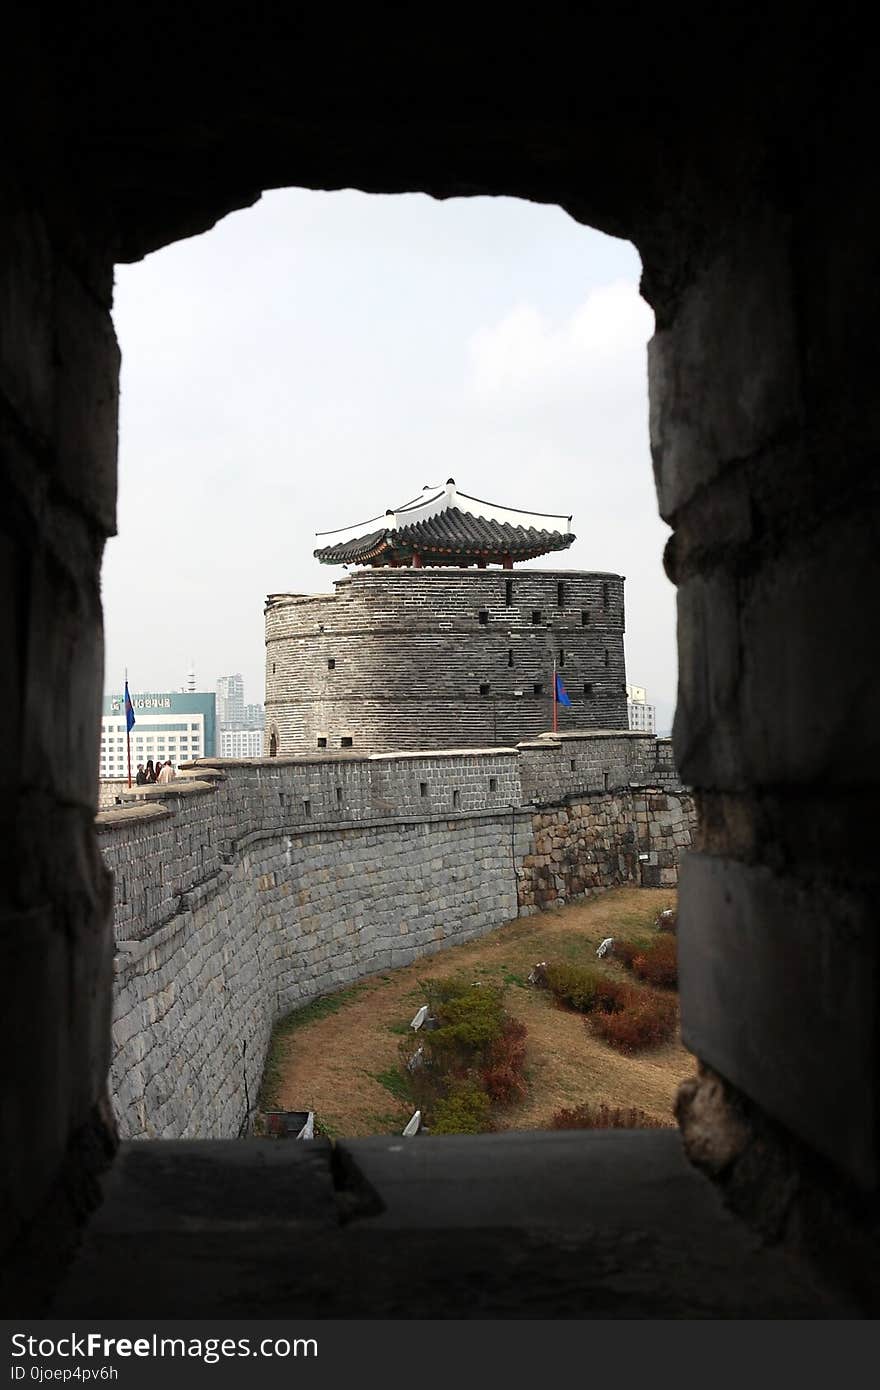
[265,479,628,754]
[627,684,656,733]
[99,690,217,778]
[215,679,263,758]
[219,728,265,758]
[216,673,245,728]
[243,702,264,729]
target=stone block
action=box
[737,520,880,787]
[673,572,748,790]
[53,266,120,535]
[679,852,877,1188]
[0,188,54,436]
[649,204,800,523]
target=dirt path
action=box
[267,887,693,1137]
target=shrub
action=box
[611,939,642,969]
[400,1039,443,1113]
[550,1101,669,1130]
[480,1020,528,1106]
[629,934,678,988]
[419,976,464,1009]
[431,1082,493,1134]
[422,977,506,1037]
[592,974,629,1014]
[589,989,677,1052]
[425,980,508,1077]
[405,977,528,1128]
[542,962,600,1013]
[435,986,506,1046]
[538,950,677,1053]
[542,962,633,1017]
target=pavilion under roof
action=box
[313,480,575,569]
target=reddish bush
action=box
[592,974,628,1014]
[480,1020,528,1105]
[589,989,677,1052]
[550,1101,670,1130]
[629,934,678,988]
[611,939,642,968]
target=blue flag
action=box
[124,680,136,733]
[555,673,571,707]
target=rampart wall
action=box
[98,734,694,1140]
[264,568,628,754]
[98,778,128,810]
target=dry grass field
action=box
[261,887,694,1137]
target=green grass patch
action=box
[278,984,370,1030]
[371,1067,413,1103]
[502,969,527,988]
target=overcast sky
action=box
[105,189,677,732]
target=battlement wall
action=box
[265,568,628,753]
[99,735,692,1139]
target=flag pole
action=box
[125,668,132,788]
[552,657,558,733]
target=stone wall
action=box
[265,568,627,754]
[519,790,695,911]
[98,736,690,1140]
[517,730,682,804]
[0,161,118,1298]
[98,779,128,810]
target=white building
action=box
[219,728,264,758]
[626,684,656,733]
[216,672,245,728]
[99,691,216,779]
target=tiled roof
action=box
[314,508,574,564]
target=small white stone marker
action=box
[402,1110,421,1137]
[406,1046,425,1072]
[597,937,614,959]
[410,1005,428,1031]
[296,1111,315,1140]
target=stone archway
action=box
[2,6,876,1313]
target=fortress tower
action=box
[264,480,628,755]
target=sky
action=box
[105,188,677,732]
